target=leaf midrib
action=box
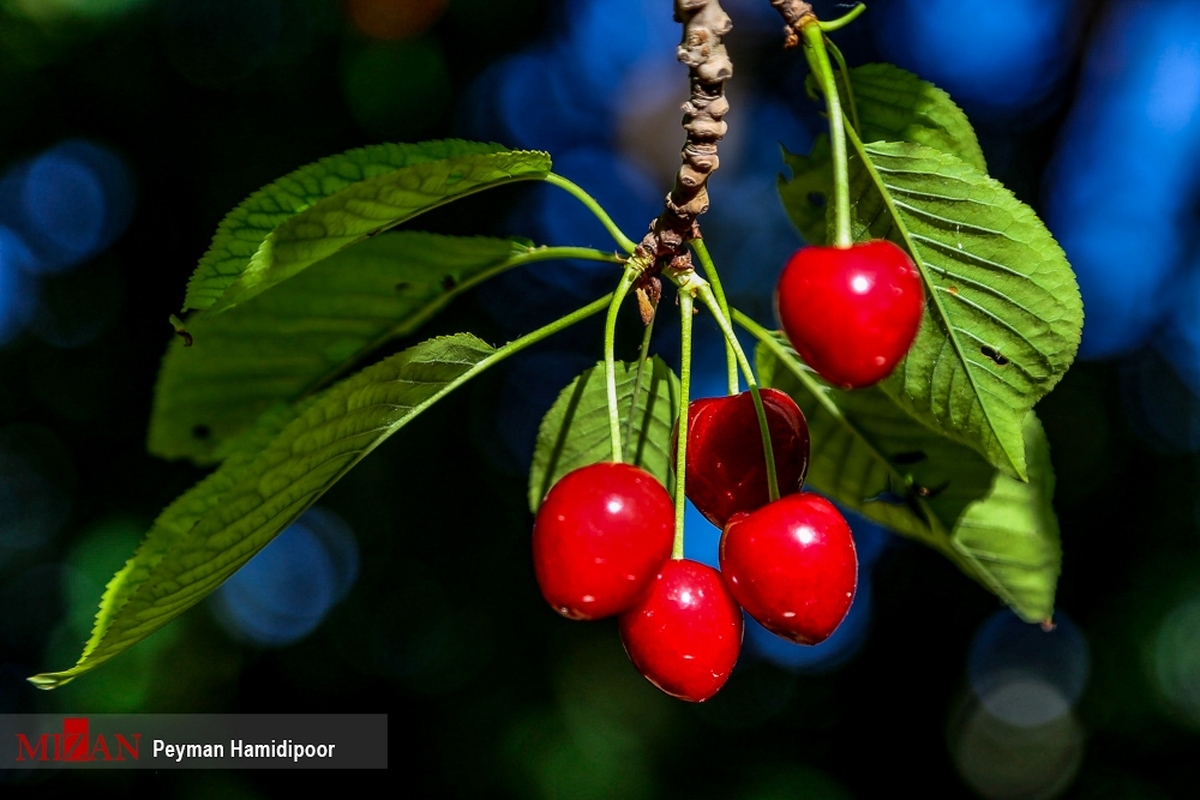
[846,128,1023,478]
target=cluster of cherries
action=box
[531,240,924,701]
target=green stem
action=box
[691,239,739,395]
[818,3,866,32]
[673,289,694,560]
[826,38,861,136]
[544,173,638,254]
[605,267,640,462]
[623,308,658,461]
[504,294,614,356]
[802,22,852,249]
[731,308,953,556]
[696,288,780,503]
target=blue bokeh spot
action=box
[211,507,359,647]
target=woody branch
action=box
[768,0,816,47]
[633,0,734,281]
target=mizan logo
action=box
[15,718,141,762]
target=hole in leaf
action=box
[892,451,927,465]
[192,424,211,440]
[914,481,950,499]
[395,281,411,291]
[441,275,457,291]
[807,192,826,209]
[981,346,1010,366]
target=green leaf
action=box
[31,333,502,688]
[151,232,616,465]
[755,331,1061,622]
[756,332,994,549]
[784,63,985,245]
[182,140,550,313]
[951,412,1061,623]
[780,138,1082,479]
[528,357,680,513]
[35,290,612,688]
[825,63,986,172]
[778,136,833,246]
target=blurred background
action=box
[0,0,1198,796]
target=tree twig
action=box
[633,0,735,278]
[768,0,816,47]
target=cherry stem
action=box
[605,266,640,462]
[691,238,739,395]
[732,308,953,557]
[504,293,615,364]
[818,3,865,32]
[695,286,781,503]
[622,304,658,462]
[801,22,852,249]
[544,173,638,254]
[826,38,861,135]
[673,288,695,560]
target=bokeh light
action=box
[210,506,359,647]
[342,37,451,140]
[344,0,448,41]
[1150,592,1200,729]
[0,139,135,276]
[967,610,1090,728]
[473,48,600,154]
[1045,0,1200,359]
[557,0,676,110]
[876,0,1076,116]
[547,636,676,798]
[0,227,36,346]
[951,694,1085,800]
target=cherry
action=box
[719,492,857,645]
[775,240,924,389]
[618,558,743,702]
[532,461,674,621]
[680,388,810,529]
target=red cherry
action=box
[681,388,810,529]
[532,461,674,620]
[719,493,857,645]
[618,558,743,702]
[775,240,924,389]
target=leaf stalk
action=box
[605,266,641,461]
[801,21,853,249]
